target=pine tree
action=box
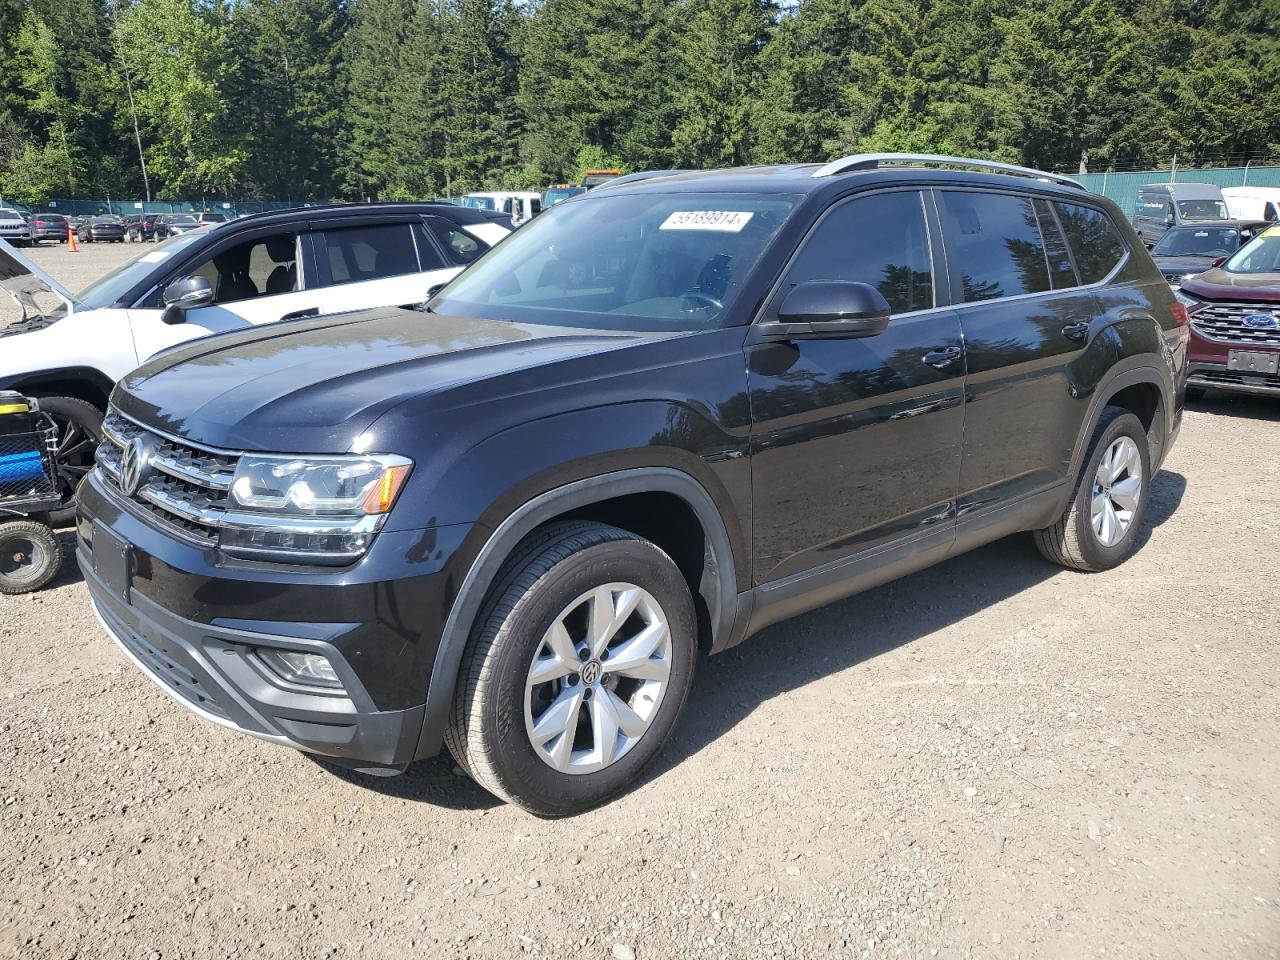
[671,0,778,167]
[231,0,349,199]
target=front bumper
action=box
[78,468,479,770]
[1188,360,1280,397]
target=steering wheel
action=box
[680,291,723,313]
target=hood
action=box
[1181,268,1280,303]
[1151,254,1219,277]
[114,307,650,453]
[0,238,79,336]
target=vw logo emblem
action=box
[580,659,602,686]
[1241,313,1279,329]
[120,436,155,496]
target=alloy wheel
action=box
[1091,436,1142,547]
[523,582,672,775]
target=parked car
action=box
[1221,186,1280,223]
[27,212,68,243]
[1133,182,1230,247]
[463,191,542,225]
[123,214,160,242]
[195,211,229,224]
[77,155,1186,815]
[1178,224,1280,399]
[0,202,511,523]
[154,214,200,238]
[1149,220,1269,286]
[543,184,586,207]
[76,215,126,243]
[0,208,31,246]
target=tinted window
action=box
[782,191,932,314]
[939,191,1050,302]
[1034,198,1077,288]
[322,224,418,285]
[188,232,300,304]
[424,220,487,266]
[1055,202,1127,284]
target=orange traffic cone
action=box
[66,223,78,253]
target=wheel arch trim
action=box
[413,466,739,759]
[1068,363,1172,484]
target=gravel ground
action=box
[2,245,1278,959]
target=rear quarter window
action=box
[1054,202,1127,284]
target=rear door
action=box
[937,189,1124,520]
[310,217,463,310]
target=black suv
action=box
[78,155,1187,816]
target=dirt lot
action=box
[2,244,1278,959]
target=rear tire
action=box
[446,521,697,817]
[0,521,62,595]
[1034,407,1151,572]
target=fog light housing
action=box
[257,648,342,688]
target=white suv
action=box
[0,203,510,521]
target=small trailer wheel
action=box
[0,520,62,595]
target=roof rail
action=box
[812,153,1086,190]
[590,169,697,190]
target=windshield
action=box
[0,209,21,219]
[545,188,584,206]
[200,213,227,222]
[1152,227,1240,257]
[77,230,209,308]
[434,192,798,331]
[1177,199,1229,221]
[1222,228,1280,274]
[169,215,197,224]
[462,196,496,211]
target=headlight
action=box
[220,453,411,563]
[1174,290,1202,310]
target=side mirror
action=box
[160,275,213,325]
[426,282,447,299]
[1164,212,1175,226]
[757,281,892,341]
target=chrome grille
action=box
[96,408,241,544]
[1190,302,1280,346]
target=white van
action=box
[1221,186,1280,223]
[462,192,543,225]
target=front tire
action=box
[446,521,697,817]
[1034,407,1151,572]
[39,396,103,526]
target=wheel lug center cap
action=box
[580,659,602,686]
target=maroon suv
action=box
[1180,225,1280,399]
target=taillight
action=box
[1170,302,1189,326]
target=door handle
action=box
[280,307,320,322]
[1060,321,1090,343]
[922,346,962,369]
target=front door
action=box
[128,228,326,361]
[747,189,966,585]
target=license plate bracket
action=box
[1227,350,1280,375]
[92,523,131,604]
